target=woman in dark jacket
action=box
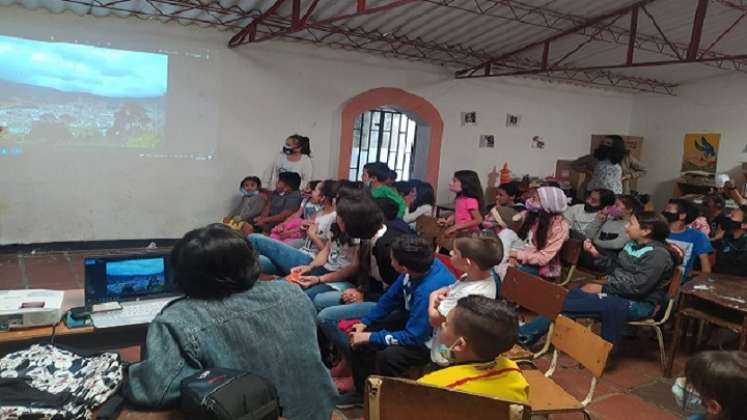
[519,212,680,349]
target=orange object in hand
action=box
[287,271,301,283]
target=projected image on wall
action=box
[0,35,168,149]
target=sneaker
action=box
[334,375,354,393]
[335,391,363,408]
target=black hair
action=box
[363,162,392,182]
[288,134,311,156]
[336,195,384,240]
[594,135,626,165]
[517,211,554,250]
[319,179,339,205]
[454,170,485,213]
[411,181,435,211]
[171,224,260,299]
[669,198,699,224]
[375,197,400,221]
[704,194,725,210]
[240,176,261,190]
[453,296,518,360]
[616,194,643,214]
[277,171,301,191]
[685,351,747,420]
[393,180,414,197]
[635,212,671,242]
[306,180,321,192]
[592,189,616,208]
[390,235,434,273]
[388,169,398,182]
[337,180,369,202]
[497,181,520,199]
[453,235,504,271]
[631,191,651,206]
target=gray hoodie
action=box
[584,217,629,250]
[599,240,676,306]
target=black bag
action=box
[180,368,281,420]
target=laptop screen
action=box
[84,253,177,306]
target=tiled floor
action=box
[1,249,697,420]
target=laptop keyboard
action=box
[90,299,174,329]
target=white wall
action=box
[0,6,635,244]
[630,73,747,209]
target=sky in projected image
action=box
[0,35,167,98]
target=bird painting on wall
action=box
[681,133,720,174]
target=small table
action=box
[665,273,747,377]
[0,289,148,356]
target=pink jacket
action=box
[515,216,569,278]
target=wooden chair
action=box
[502,267,568,359]
[365,375,530,420]
[558,238,582,286]
[415,216,453,251]
[523,315,612,420]
[626,267,683,373]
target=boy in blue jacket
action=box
[339,235,455,407]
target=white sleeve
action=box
[403,204,433,223]
[264,154,281,188]
[300,156,314,186]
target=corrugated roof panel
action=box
[4,0,747,93]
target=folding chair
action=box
[558,238,582,286]
[523,315,612,420]
[501,267,568,359]
[365,376,530,420]
[626,267,683,373]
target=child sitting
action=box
[712,205,747,276]
[564,188,615,233]
[223,176,265,231]
[494,181,524,210]
[428,235,503,366]
[675,351,747,420]
[509,186,570,279]
[339,235,455,407]
[270,180,322,244]
[663,198,712,278]
[363,162,407,218]
[403,180,435,227]
[419,296,528,404]
[438,170,485,237]
[579,195,643,273]
[520,212,679,350]
[246,171,303,234]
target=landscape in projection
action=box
[0,35,168,149]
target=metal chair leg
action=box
[654,325,667,373]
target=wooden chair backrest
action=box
[365,376,528,420]
[667,267,683,299]
[560,238,582,266]
[416,216,443,240]
[550,315,612,378]
[502,267,568,319]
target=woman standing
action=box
[265,134,314,188]
[573,135,629,195]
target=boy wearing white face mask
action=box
[418,295,528,404]
[427,235,502,366]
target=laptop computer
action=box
[84,252,181,329]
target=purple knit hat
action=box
[537,186,568,213]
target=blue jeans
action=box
[519,288,654,348]
[248,234,317,276]
[305,283,355,310]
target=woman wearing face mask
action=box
[264,134,314,189]
[578,195,644,273]
[509,186,570,279]
[572,135,629,195]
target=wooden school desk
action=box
[665,273,747,377]
[0,289,148,356]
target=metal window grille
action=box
[349,109,418,182]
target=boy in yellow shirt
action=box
[418,295,528,403]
